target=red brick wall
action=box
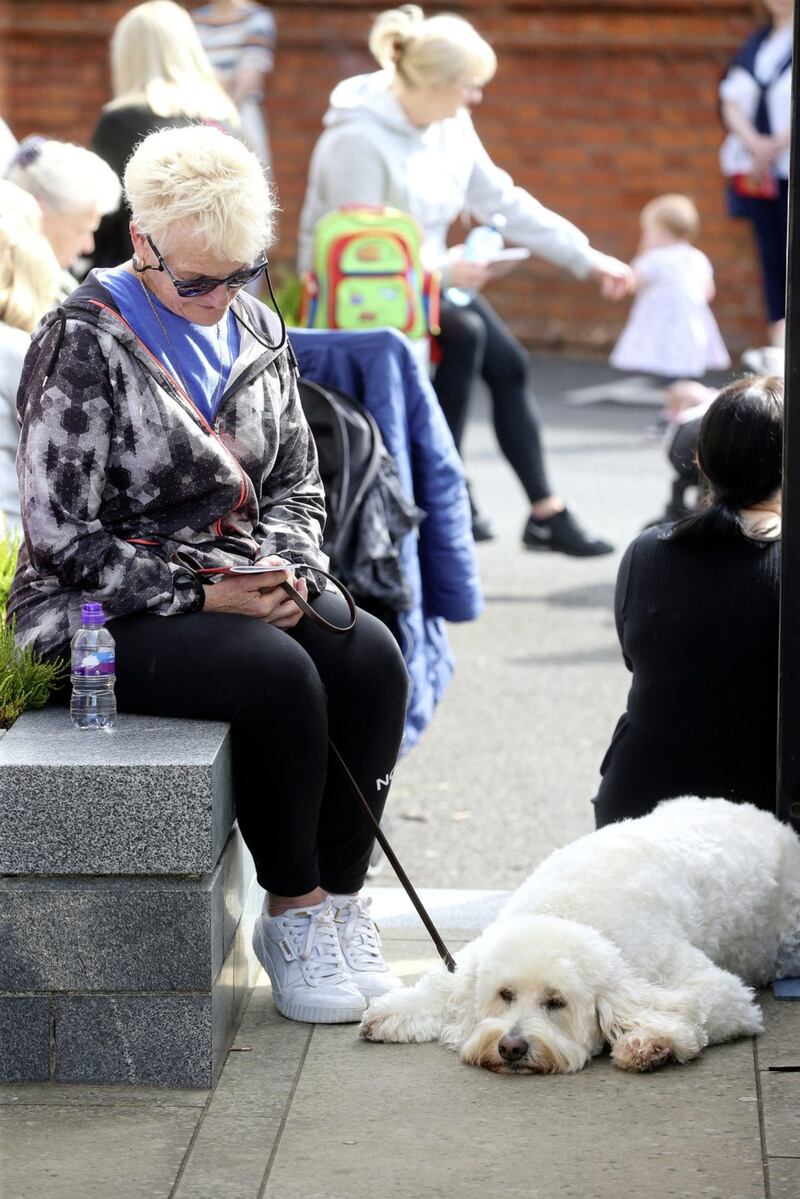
[0,0,772,355]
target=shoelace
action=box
[282,903,349,983]
[335,896,385,970]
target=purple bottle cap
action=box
[81,602,106,627]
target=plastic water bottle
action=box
[70,602,116,731]
[446,214,507,307]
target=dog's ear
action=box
[437,951,480,1050]
[595,972,656,1043]
[595,970,704,1061]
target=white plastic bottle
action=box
[446,214,507,307]
[70,602,116,731]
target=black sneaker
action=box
[522,509,614,557]
[466,481,495,542]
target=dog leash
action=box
[328,739,457,974]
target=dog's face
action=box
[449,916,618,1074]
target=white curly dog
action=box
[361,798,800,1074]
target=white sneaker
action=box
[331,895,403,999]
[252,900,366,1023]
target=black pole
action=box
[777,4,800,828]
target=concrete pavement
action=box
[2,355,798,1199]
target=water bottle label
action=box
[73,648,115,677]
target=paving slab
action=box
[759,1070,800,1158]
[767,1158,800,1199]
[263,1031,764,1199]
[756,990,800,1068]
[0,1102,200,1199]
[171,984,312,1199]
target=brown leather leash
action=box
[328,739,457,973]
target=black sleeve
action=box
[614,537,637,673]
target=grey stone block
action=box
[0,829,256,992]
[52,878,261,1088]
[0,708,233,875]
[0,997,50,1082]
[56,995,214,1088]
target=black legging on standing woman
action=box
[56,590,409,896]
[432,292,552,503]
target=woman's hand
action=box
[448,246,493,291]
[746,132,781,178]
[201,556,307,629]
[587,250,635,300]
[263,573,308,630]
[230,63,264,106]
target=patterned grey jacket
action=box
[8,272,328,656]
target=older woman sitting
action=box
[8,125,409,1024]
[5,135,121,291]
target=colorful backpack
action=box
[300,204,440,339]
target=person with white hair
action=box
[0,187,61,530]
[8,124,409,1025]
[90,0,240,269]
[298,5,634,554]
[5,136,120,284]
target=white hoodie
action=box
[297,71,596,284]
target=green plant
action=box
[269,268,304,327]
[0,617,68,729]
[0,527,19,618]
[0,529,68,728]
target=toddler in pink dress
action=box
[611,194,730,380]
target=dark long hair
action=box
[667,374,783,544]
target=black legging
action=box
[55,592,409,896]
[432,293,552,503]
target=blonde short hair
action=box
[6,138,121,218]
[641,194,700,242]
[0,216,61,333]
[107,1,239,127]
[124,125,273,263]
[369,5,497,89]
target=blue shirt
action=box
[97,267,240,424]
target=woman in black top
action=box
[594,374,783,827]
[90,1,239,269]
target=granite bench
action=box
[0,707,261,1088]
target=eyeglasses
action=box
[142,234,268,298]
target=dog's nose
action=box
[498,1034,529,1063]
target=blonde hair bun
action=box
[368,6,496,88]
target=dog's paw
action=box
[359,1011,406,1043]
[360,994,441,1043]
[611,1032,677,1072]
[359,996,408,1043]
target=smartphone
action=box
[226,562,308,575]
